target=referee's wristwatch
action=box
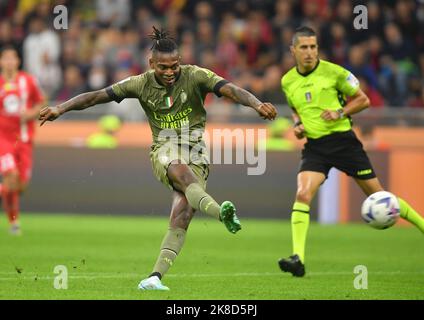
[337,108,345,119]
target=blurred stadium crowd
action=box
[1,0,423,112]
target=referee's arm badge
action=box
[346,73,360,89]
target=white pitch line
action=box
[0,271,423,281]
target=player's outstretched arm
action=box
[219,83,277,120]
[39,89,113,126]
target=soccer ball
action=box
[361,191,400,229]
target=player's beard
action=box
[162,70,180,87]
[163,75,176,86]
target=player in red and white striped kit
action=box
[0,45,45,235]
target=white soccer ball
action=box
[361,191,400,229]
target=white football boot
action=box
[138,276,170,291]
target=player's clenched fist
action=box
[39,106,62,126]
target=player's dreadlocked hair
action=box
[149,26,178,53]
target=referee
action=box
[278,26,424,277]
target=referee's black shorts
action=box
[299,130,376,180]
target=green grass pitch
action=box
[0,214,423,300]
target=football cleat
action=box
[278,254,305,277]
[219,201,241,234]
[138,276,170,291]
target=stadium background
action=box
[1,0,424,221]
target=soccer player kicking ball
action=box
[39,27,277,290]
[278,27,424,277]
[0,46,45,235]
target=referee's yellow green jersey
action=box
[281,60,360,139]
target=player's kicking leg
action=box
[167,161,241,234]
[138,191,193,291]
